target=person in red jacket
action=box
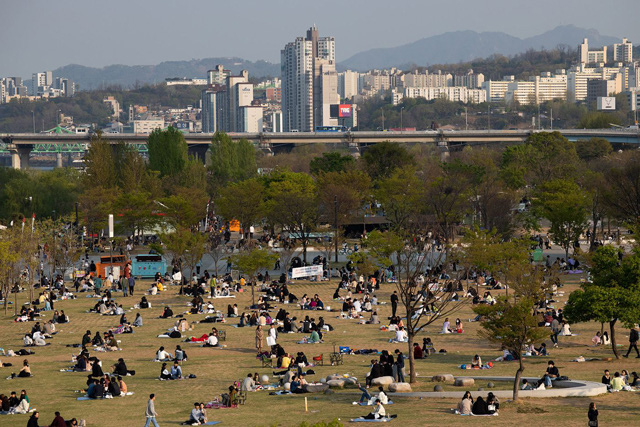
[48,411,66,427]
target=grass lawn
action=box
[1,272,639,426]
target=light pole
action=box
[334,195,338,263]
[400,107,404,131]
[487,103,491,131]
[464,107,468,130]
[550,108,553,130]
[381,109,385,130]
[31,111,35,133]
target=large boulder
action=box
[432,374,455,383]
[434,385,444,392]
[303,383,330,393]
[371,376,395,386]
[388,382,412,392]
[327,379,345,388]
[454,377,475,387]
[343,378,357,386]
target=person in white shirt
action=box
[241,373,256,391]
[369,387,389,405]
[442,318,452,334]
[394,327,408,343]
[363,399,386,419]
[156,346,172,361]
[204,333,219,347]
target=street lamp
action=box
[31,111,35,133]
[334,195,339,263]
[464,107,468,130]
[400,107,404,131]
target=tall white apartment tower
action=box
[578,39,607,65]
[614,38,633,64]
[281,26,337,131]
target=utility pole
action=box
[464,107,468,130]
[334,195,338,263]
[487,103,491,131]
[31,111,35,133]
[381,109,385,130]
[550,108,553,130]
[538,104,541,130]
[400,107,404,131]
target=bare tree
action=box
[366,230,466,383]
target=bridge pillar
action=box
[56,152,63,168]
[7,144,32,169]
[437,134,449,162]
[187,144,209,164]
[348,142,361,158]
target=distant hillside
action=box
[340,25,621,71]
[53,57,280,90]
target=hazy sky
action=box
[1,0,638,77]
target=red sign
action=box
[338,104,352,118]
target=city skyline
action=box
[1,0,639,77]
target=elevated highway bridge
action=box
[1,129,639,169]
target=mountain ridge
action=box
[339,25,622,70]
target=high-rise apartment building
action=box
[338,70,360,100]
[281,26,338,131]
[200,71,262,133]
[208,65,230,86]
[31,71,53,95]
[578,39,607,65]
[613,38,633,64]
[505,71,568,105]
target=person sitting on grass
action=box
[472,395,489,415]
[203,332,219,347]
[241,373,256,391]
[422,337,435,356]
[592,331,602,346]
[486,392,499,413]
[159,363,171,380]
[413,343,423,360]
[467,354,482,369]
[602,369,611,389]
[521,379,534,390]
[12,359,32,378]
[541,360,559,388]
[183,401,205,425]
[308,327,321,343]
[160,306,174,319]
[457,391,473,415]
[170,361,183,380]
[290,375,308,394]
[357,382,371,403]
[175,345,187,362]
[156,346,172,361]
[133,313,143,327]
[363,399,386,420]
[610,371,625,391]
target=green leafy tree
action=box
[474,297,549,400]
[113,191,157,237]
[564,245,640,358]
[316,170,371,244]
[375,167,421,231]
[208,132,257,193]
[536,179,590,259]
[578,112,622,129]
[148,127,188,177]
[229,248,278,306]
[602,151,640,223]
[263,171,318,262]
[309,152,355,175]
[575,138,613,161]
[217,178,265,241]
[361,141,414,182]
[501,132,580,189]
[83,131,117,188]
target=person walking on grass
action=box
[145,393,160,427]
[623,326,640,358]
[256,325,264,354]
